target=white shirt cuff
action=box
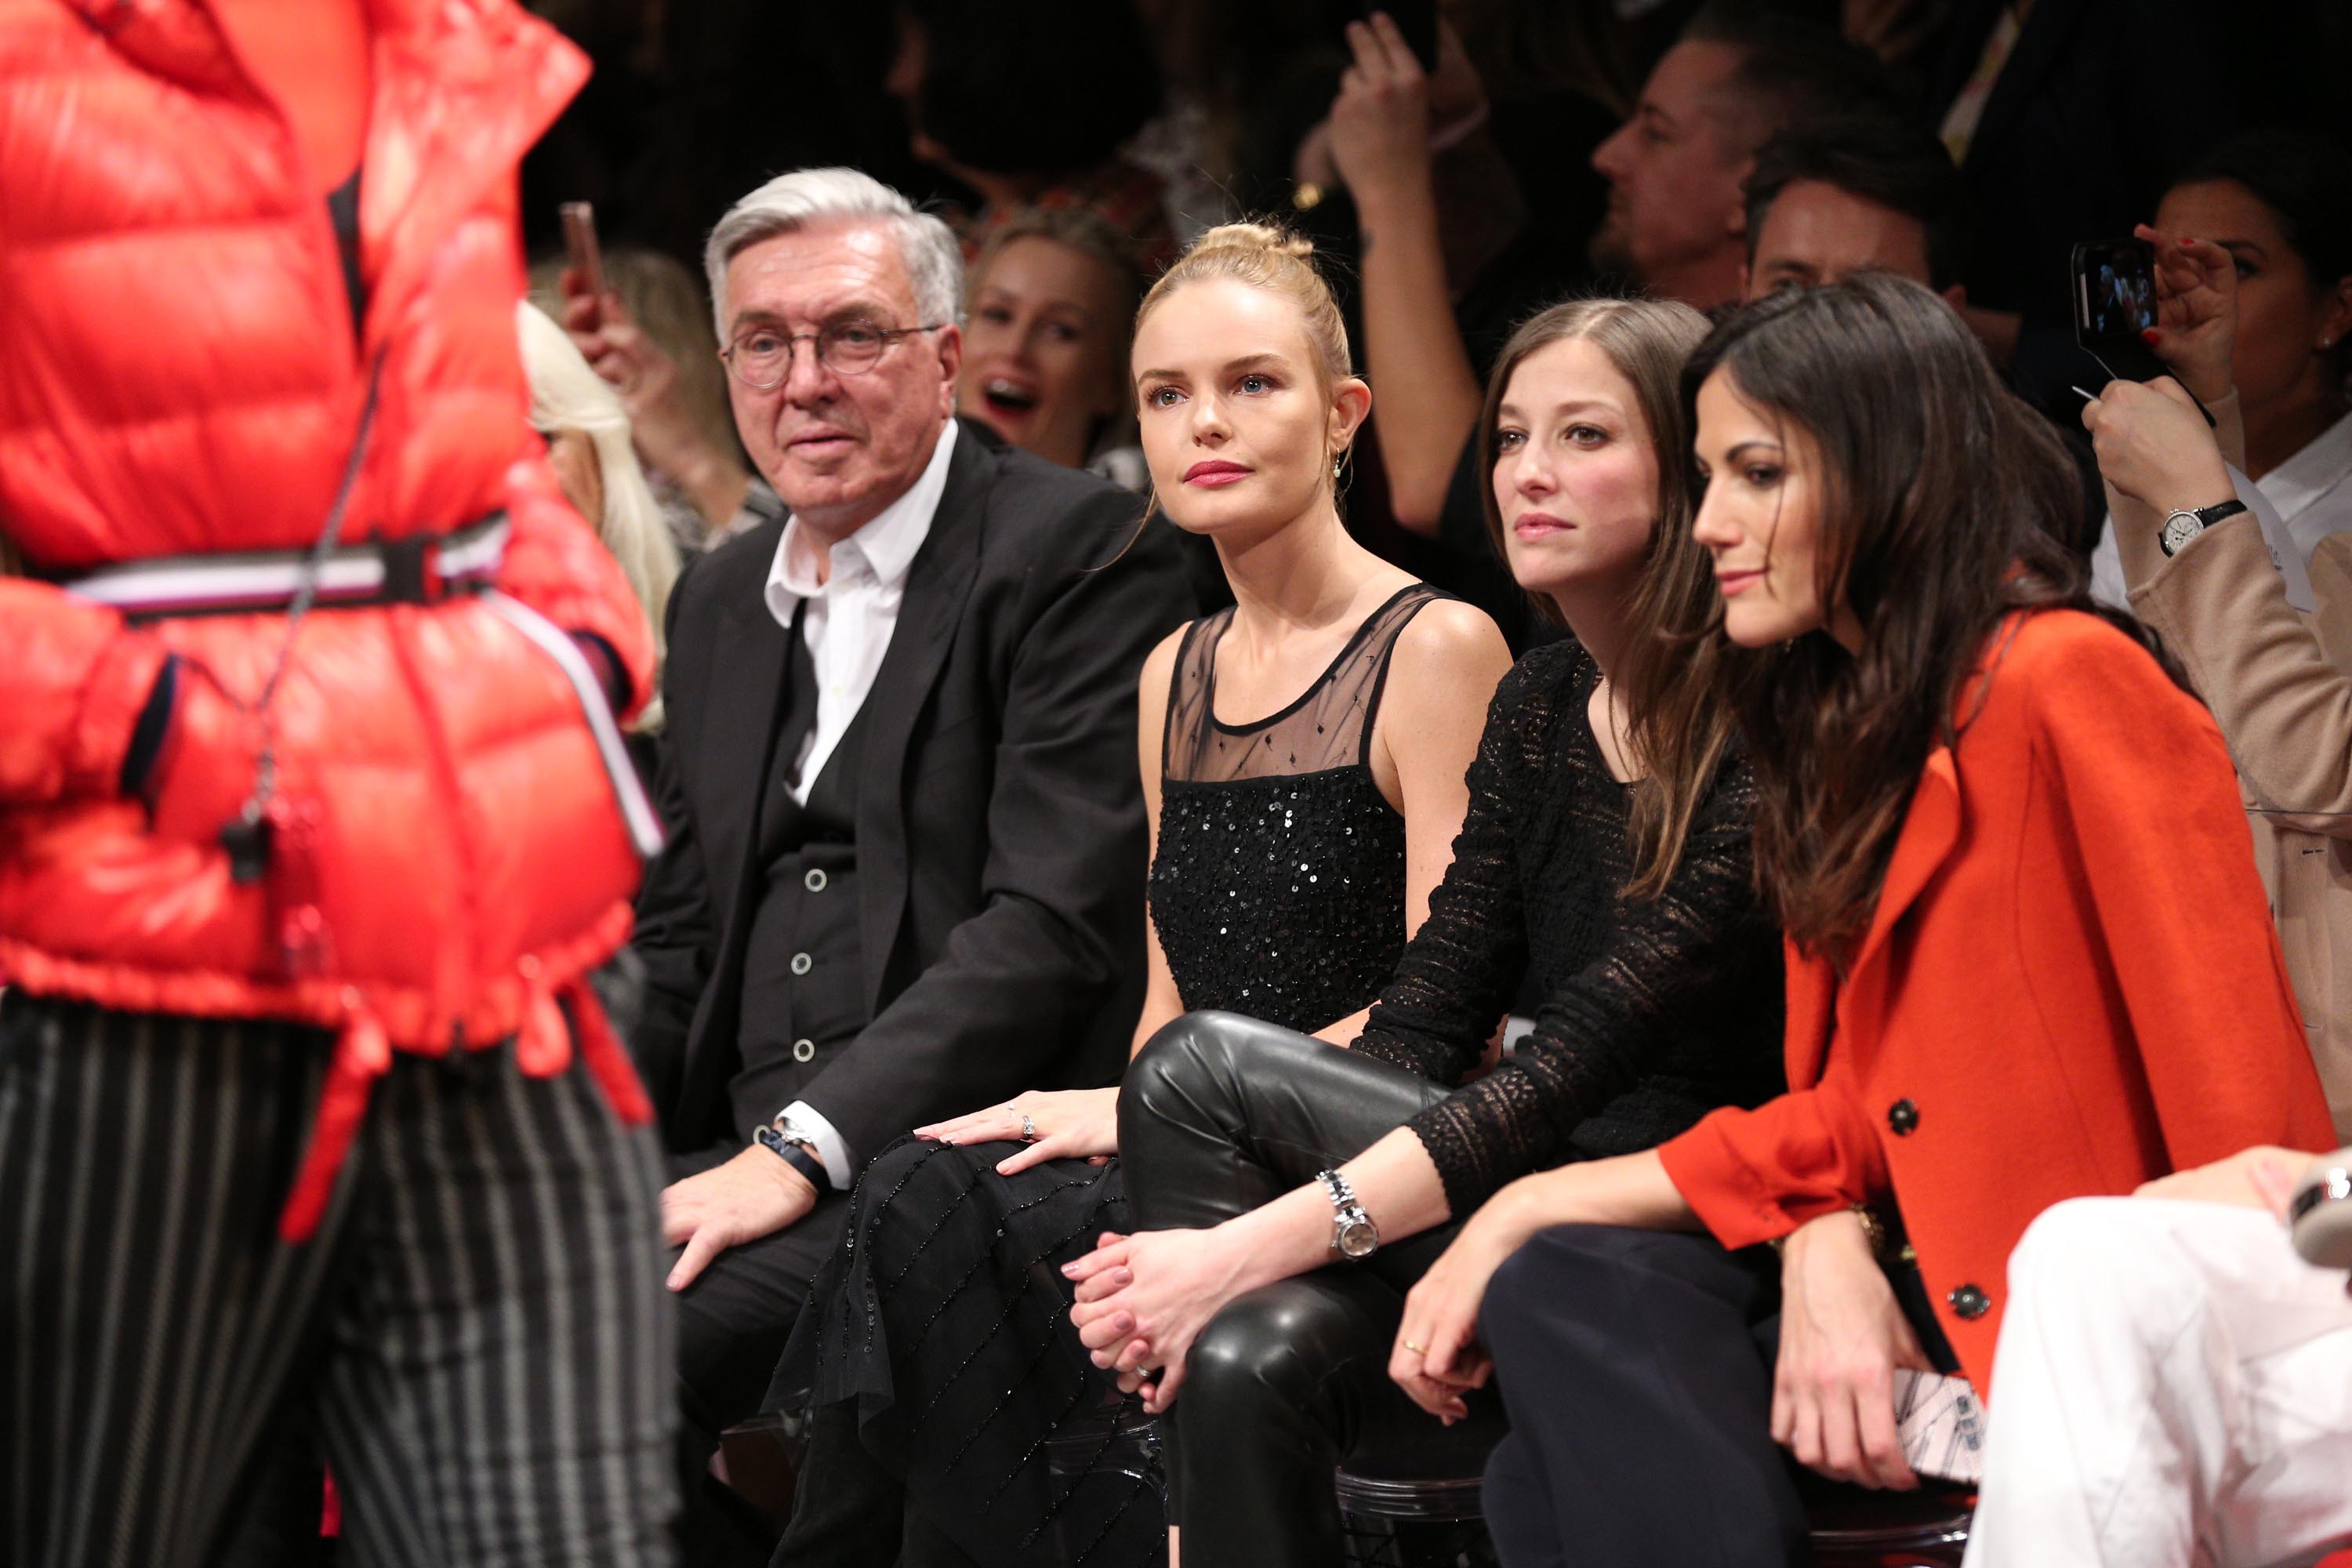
[776,1100,855,1192]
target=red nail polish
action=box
[2140,328,2161,346]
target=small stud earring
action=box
[2324,336,2338,349]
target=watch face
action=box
[1337,1218,1379,1259]
[2161,512,2202,554]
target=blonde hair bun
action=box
[1185,220,1318,263]
[1137,216,1352,383]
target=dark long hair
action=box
[1476,296,1726,899]
[1684,274,2192,962]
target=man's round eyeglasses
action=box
[719,321,943,390]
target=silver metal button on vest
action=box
[789,952,813,976]
[804,868,828,893]
[1947,1283,1991,1320]
[1888,1098,1920,1136]
[792,1038,815,1063]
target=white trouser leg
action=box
[1963,1196,2352,1568]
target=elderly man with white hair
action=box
[622,167,1191,1545]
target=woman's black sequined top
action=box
[1147,585,1448,1036]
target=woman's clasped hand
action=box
[1066,1224,1270,1411]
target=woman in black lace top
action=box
[1066,297,1788,1566]
[767,222,1511,1567]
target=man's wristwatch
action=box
[755,1116,833,1196]
[2158,497,2249,557]
[1316,1168,1380,1260]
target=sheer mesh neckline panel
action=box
[1162,584,1445,784]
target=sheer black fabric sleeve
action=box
[1403,757,1773,1217]
[1348,660,1539,1083]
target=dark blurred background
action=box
[518,0,2352,629]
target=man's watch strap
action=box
[754,1123,833,1195]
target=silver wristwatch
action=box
[2158,498,2249,557]
[1316,1168,1380,1260]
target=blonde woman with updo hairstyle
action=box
[768,222,1511,1568]
[1060,293,1792,1567]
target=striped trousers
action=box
[0,991,677,1568]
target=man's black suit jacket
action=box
[630,419,1194,1163]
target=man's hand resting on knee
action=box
[663,1146,817,1290]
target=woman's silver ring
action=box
[1021,1114,1039,1142]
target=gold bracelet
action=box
[1769,1204,1897,1262]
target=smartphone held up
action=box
[561,200,606,303]
[2069,235,2214,425]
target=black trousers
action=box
[663,1146,851,1567]
[1478,1226,1805,1568]
[0,991,677,1568]
[1476,1221,1962,1568]
[1116,1012,1507,1568]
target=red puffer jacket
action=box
[1,0,657,1233]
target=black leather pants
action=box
[1116,1011,1508,1568]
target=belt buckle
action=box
[378,534,437,605]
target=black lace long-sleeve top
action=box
[1351,639,1788,1216]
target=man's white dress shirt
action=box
[764,420,957,1188]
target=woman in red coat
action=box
[1,2,675,1562]
[1386,275,2335,1568]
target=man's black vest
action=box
[730,612,875,1142]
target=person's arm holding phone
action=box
[2092,377,2352,826]
[557,207,752,535]
[2084,241,2352,831]
[1320,13,1486,535]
